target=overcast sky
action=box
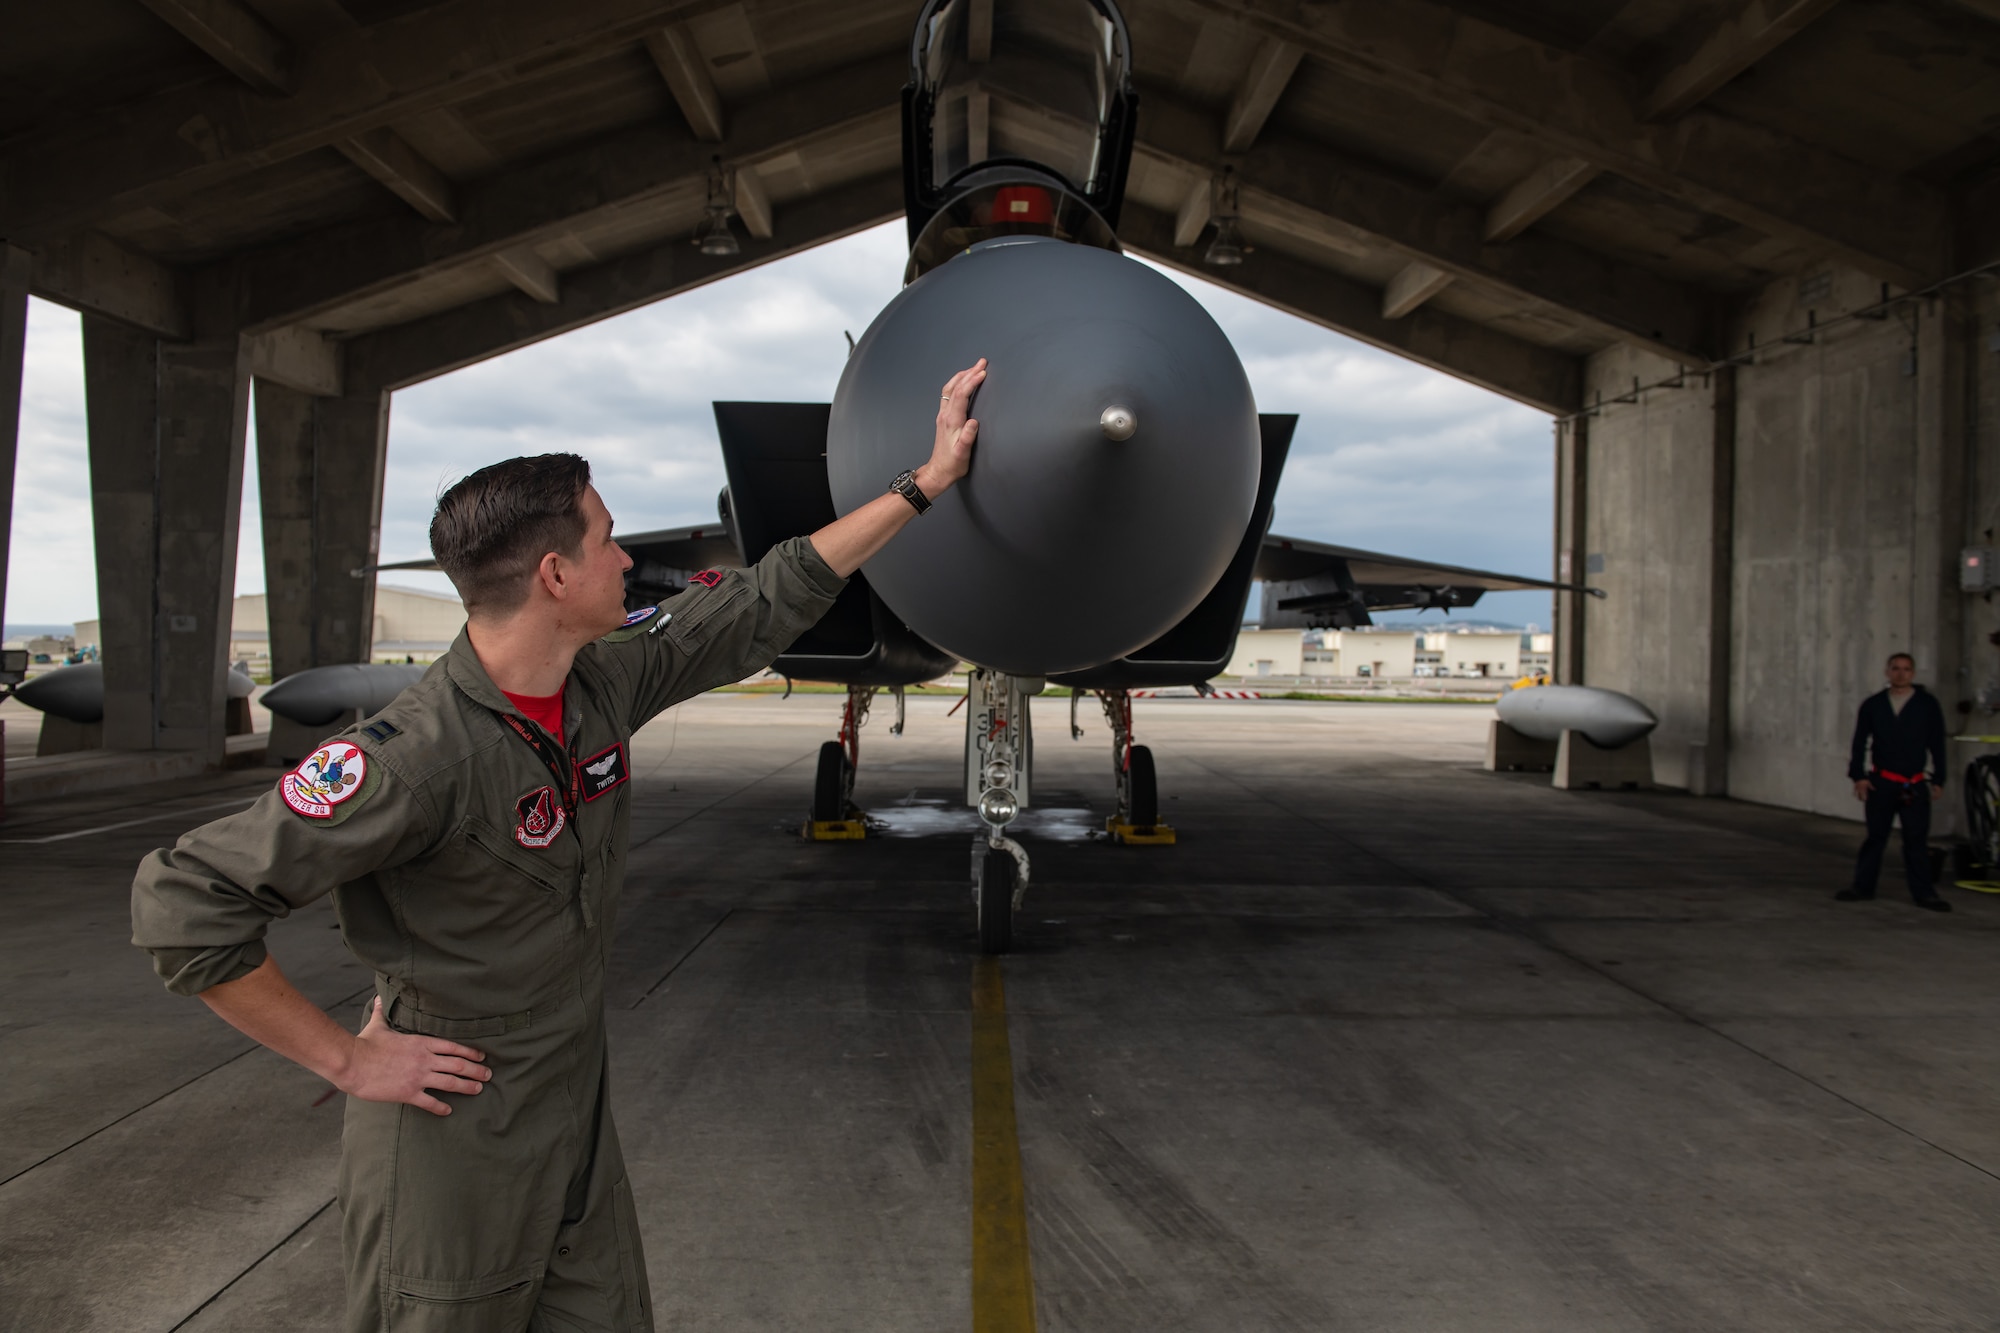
[8,220,1554,633]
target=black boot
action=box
[1914,895,1952,913]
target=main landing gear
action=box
[805,685,904,840]
[967,669,1033,954]
[1072,688,1175,845]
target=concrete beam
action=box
[0,247,29,631]
[1483,157,1599,242]
[254,380,391,763]
[1172,177,1213,248]
[242,325,343,395]
[344,173,903,393]
[1112,86,1717,362]
[968,0,993,61]
[734,167,774,240]
[1381,261,1455,318]
[1222,39,1303,153]
[491,247,561,304]
[645,25,724,142]
[133,0,294,95]
[335,128,457,223]
[1643,0,1841,122]
[1180,0,1949,286]
[1121,202,1581,415]
[30,232,187,338]
[1,0,723,238]
[193,51,905,336]
[1555,414,1588,683]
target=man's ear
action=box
[535,550,568,600]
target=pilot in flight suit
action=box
[131,537,844,1332]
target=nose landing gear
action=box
[968,670,1035,954]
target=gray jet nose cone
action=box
[828,238,1260,676]
[14,663,104,723]
[263,663,426,726]
[1496,684,1658,749]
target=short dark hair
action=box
[429,454,593,613]
[1887,652,1915,667]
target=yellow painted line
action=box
[971,958,1036,1332]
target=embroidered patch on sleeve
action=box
[281,741,369,819]
[361,719,400,743]
[621,605,659,628]
[515,786,568,848]
[689,569,725,588]
[580,742,630,802]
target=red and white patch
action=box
[689,569,725,588]
[281,741,368,819]
[514,785,568,848]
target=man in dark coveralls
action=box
[130,359,988,1331]
[1838,651,1951,911]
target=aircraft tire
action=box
[812,741,848,822]
[978,849,1014,955]
[1127,745,1159,828]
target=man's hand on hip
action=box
[339,996,492,1117]
[1853,778,1873,801]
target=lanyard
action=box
[492,709,579,820]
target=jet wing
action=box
[1254,534,1598,628]
[372,523,746,608]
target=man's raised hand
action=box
[919,358,986,497]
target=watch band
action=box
[890,469,932,515]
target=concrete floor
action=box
[1,694,1995,1331]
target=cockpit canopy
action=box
[902,0,1137,253]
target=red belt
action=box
[1875,769,1925,785]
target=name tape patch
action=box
[282,741,368,819]
[515,786,568,848]
[580,742,630,802]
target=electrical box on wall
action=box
[1963,547,1998,592]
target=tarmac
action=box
[2,693,1997,1331]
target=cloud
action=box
[8,221,1554,629]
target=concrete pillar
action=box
[0,245,30,631]
[1915,293,1972,831]
[83,317,162,751]
[1693,365,1736,797]
[254,379,391,764]
[82,320,250,760]
[1554,413,1589,684]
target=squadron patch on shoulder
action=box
[689,569,725,589]
[281,741,368,819]
[580,742,629,802]
[514,785,567,848]
[621,605,659,628]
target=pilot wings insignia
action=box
[579,742,629,802]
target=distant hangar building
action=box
[74,585,464,677]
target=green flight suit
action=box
[131,538,845,1333]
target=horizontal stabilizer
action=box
[1256,535,1598,628]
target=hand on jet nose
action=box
[919,358,986,497]
[339,996,493,1116]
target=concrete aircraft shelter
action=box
[1,0,1996,819]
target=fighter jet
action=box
[381,0,1588,953]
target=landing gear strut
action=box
[1076,688,1174,845]
[805,685,881,840]
[967,669,1034,953]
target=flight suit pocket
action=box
[663,580,750,649]
[384,1271,537,1331]
[462,814,568,894]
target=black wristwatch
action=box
[889,468,932,515]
